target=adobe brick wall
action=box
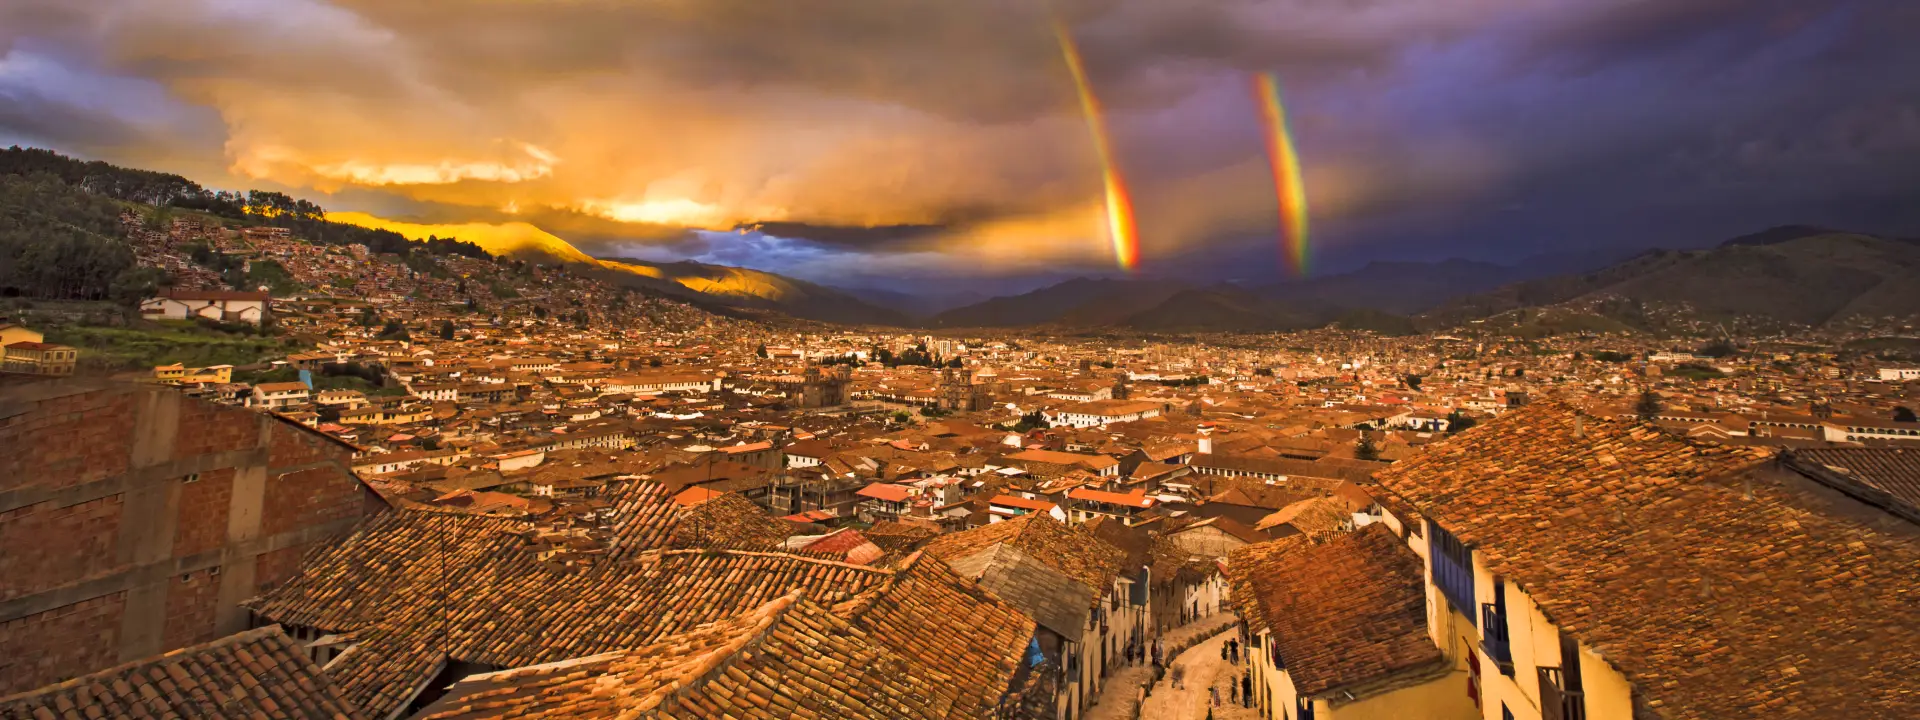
[0,593,125,695]
[0,494,124,603]
[0,380,389,695]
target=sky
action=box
[3,0,1917,296]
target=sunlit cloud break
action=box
[1254,72,1310,278]
[1053,21,1140,274]
[235,142,558,186]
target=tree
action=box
[1403,374,1423,391]
[946,357,965,368]
[1444,410,1476,434]
[1355,435,1381,461]
[1635,390,1663,420]
[756,343,769,359]
[438,320,457,340]
[1897,406,1918,423]
[1011,410,1046,432]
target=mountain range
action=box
[16,147,1910,333]
[272,207,1920,334]
[919,227,1920,334]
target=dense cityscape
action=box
[3,151,1917,719]
[4,1,1920,718]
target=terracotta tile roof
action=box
[1067,487,1155,508]
[795,528,886,565]
[1374,401,1920,720]
[243,510,529,633]
[923,514,1124,600]
[1253,496,1353,539]
[665,491,792,551]
[0,626,363,720]
[864,520,939,553]
[1787,446,1920,521]
[855,481,914,502]
[412,592,949,719]
[833,554,1037,717]
[989,494,1057,513]
[320,549,902,717]
[1226,525,1441,699]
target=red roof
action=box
[3,341,63,351]
[672,486,725,507]
[781,509,837,523]
[855,482,914,503]
[1067,487,1156,509]
[800,528,874,554]
[989,494,1057,512]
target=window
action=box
[182,473,202,484]
[1429,520,1476,624]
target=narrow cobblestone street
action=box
[1136,626,1263,720]
[1081,612,1243,720]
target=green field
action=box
[45,320,292,371]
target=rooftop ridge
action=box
[631,590,808,714]
[0,626,293,705]
[638,547,902,575]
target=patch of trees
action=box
[1153,376,1209,387]
[1,146,490,268]
[875,344,936,367]
[0,173,162,303]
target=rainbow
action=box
[1254,72,1310,277]
[1054,21,1140,273]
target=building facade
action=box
[0,381,387,694]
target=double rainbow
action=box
[1054,22,1140,273]
[1254,72,1310,277]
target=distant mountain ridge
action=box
[924,227,1916,334]
[589,258,912,326]
[1425,229,1920,330]
[927,278,1190,328]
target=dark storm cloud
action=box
[0,0,1913,283]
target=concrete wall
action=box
[0,382,385,694]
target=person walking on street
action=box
[1171,663,1185,690]
[1210,685,1220,707]
[1242,673,1254,708]
[1229,681,1239,705]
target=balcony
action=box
[1480,603,1514,675]
[1538,667,1586,720]
[1429,523,1476,623]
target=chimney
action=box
[1573,416,1585,438]
[1197,437,1213,455]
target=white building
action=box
[1044,400,1163,428]
[1877,367,1920,382]
[250,381,310,409]
[141,290,272,325]
[596,374,722,395]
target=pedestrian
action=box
[1242,673,1253,708]
[1210,685,1220,707]
[1229,681,1239,705]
